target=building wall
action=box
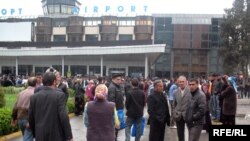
[0,14,224,78]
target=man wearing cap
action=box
[108,74,124,141]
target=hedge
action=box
[1,87,24,95]
[0,87,5,108]
[0,108,19,136]
[0,87,75,136]
[67,98,75,113]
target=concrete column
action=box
[68,65,71,72]
[15,57,18,76]
[62,56,65,77]
[125,66,129,77]
[86,65,89,75]
[106,66,109,76]
[0,65,2,74]
[100,55,103,77]
[26,66,28,76]
[32,65,35,74]
[145,54,148,79]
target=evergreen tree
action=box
[220,0,250,78]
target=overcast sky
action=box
[0,0,235,16]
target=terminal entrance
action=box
[109,68,125,77]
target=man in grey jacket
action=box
[173,75,192,141]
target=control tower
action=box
[41,0,81,15]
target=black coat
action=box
[29,86,73,141]
[108,81,124,110]
[125,87,145,119]
[147,91,170,125]
[185,89,206,128]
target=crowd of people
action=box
[4,67,243,141]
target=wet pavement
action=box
[7,99,250,141]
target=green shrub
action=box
[2,87,24,95]
[0,87,5,108]
[0,108,19,136]
[68,88,75,98]
[67,98,75,113]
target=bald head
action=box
[28,77,37,87]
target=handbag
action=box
[117,109,126,129]
[131,117,145,137]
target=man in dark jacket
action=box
[125,78,145,141]
[28,72,73,141]
[185,79,206,141]
[108,73,124,141]
[147,79,170,141]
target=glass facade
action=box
[154,15,223,78]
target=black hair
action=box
[112,73,123,79]
[42,72,56,86]
[36,72,43,76]
[131,78,139,87]
[97,76,103,82]
[189,78,199,84]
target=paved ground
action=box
[6,99,250,141]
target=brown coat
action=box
[220,85,237,115]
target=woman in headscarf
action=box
[83,84,120,141]
[219,75,237,125]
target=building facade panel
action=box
[85,27,99,34]
[53,27,66,35]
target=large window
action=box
[54,35,66,42]
[68,34,82,42]
[18,65,32,76]
[70,65,86,76]
[85,34,98,41]
[119,34,132,41]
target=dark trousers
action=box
[115,129,118,141]
[222,114,235,125]
[149,119,166,141]
[203,111,211,132]
[176,118,186,141]
[188,125,203,141]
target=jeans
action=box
[210,95,221,120]
[18,119,33,141]
[125,117,142,141]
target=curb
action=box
[0,113,75,141]
[0,131,22,141]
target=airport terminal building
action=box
[0,0,224,78]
